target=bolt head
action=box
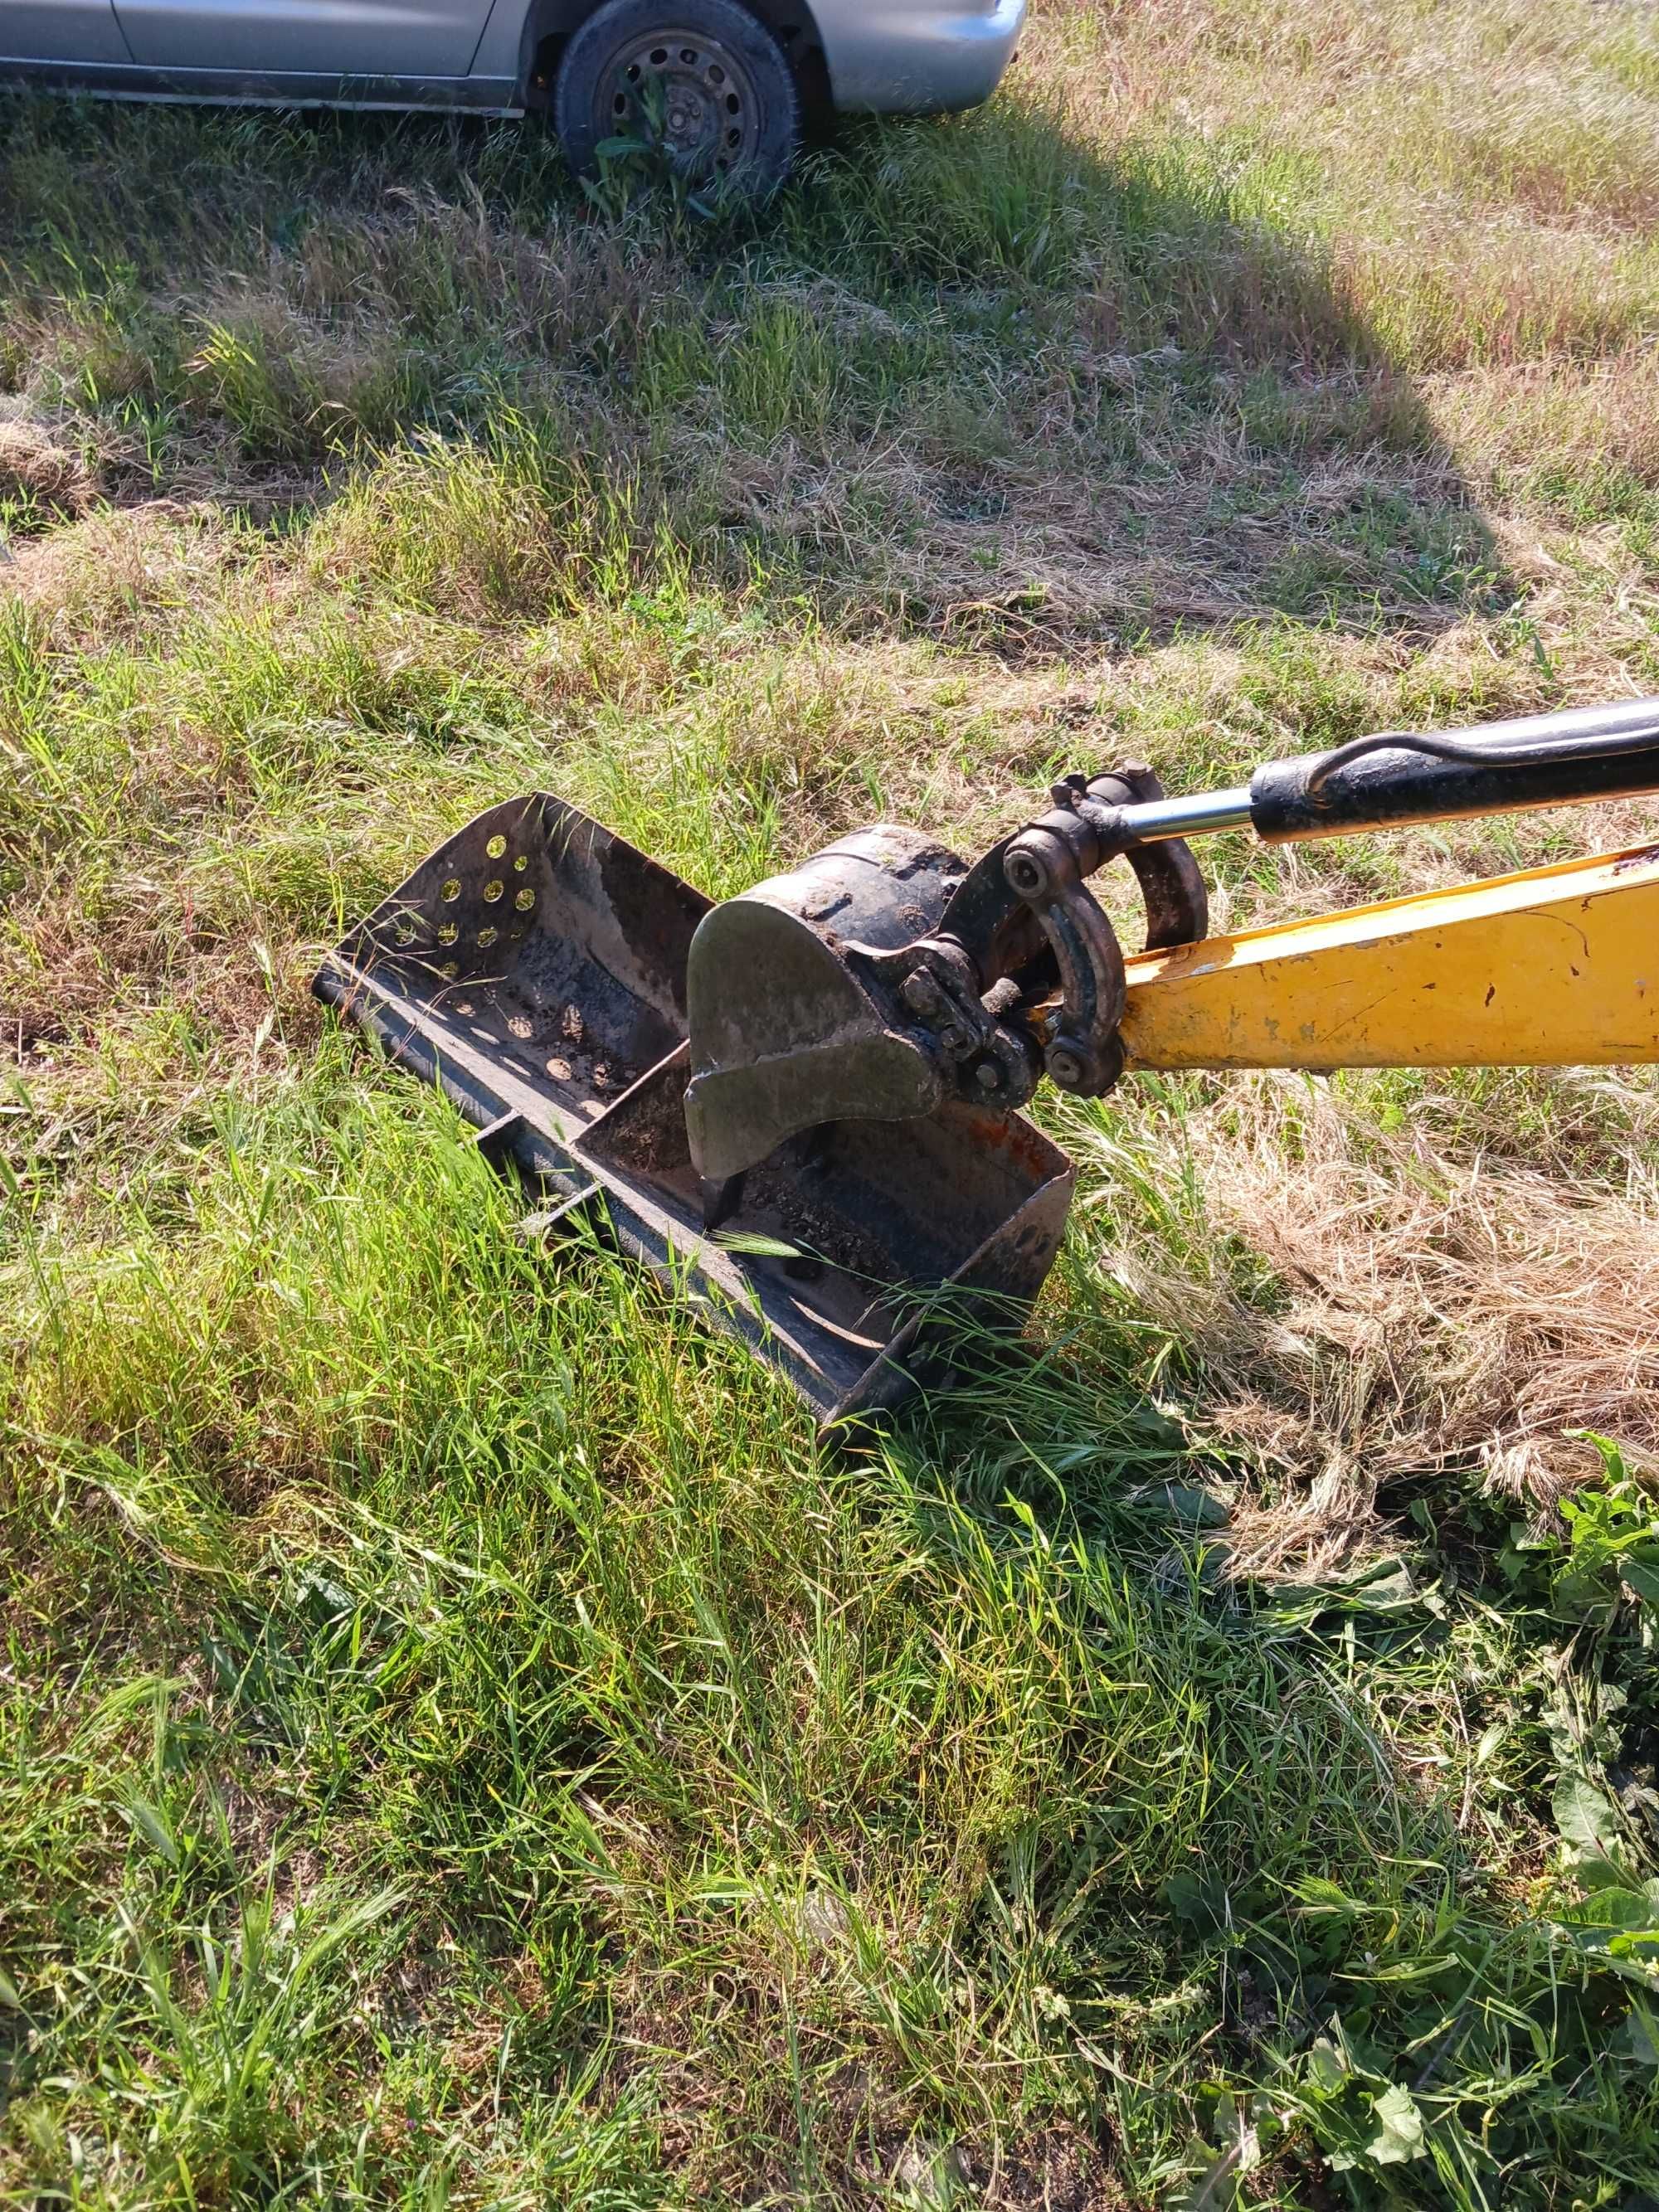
[901,969,943,1016]
[975,1060,1002,1091]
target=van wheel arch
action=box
[518,0,829,122]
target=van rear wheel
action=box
[553,0,801,194]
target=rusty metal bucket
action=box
[314,796,1073,1426]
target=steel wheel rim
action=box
[597,27,763,175]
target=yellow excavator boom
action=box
[1117,842,1659,1072]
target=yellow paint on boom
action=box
[1117,844,1659,1072]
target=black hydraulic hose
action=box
[1304,715,1659,794]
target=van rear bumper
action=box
[812,0,1025,115]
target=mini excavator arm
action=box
[1117,842,1659,1073]
[1102,697,1659,1077]
[679,698,1659,1202]
[318,694,1659,1427]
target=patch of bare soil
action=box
[956,2122,1135,2210]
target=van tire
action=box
[554,0,800,192]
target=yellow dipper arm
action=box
[1117,843,1659,1071]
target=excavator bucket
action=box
[314,795,1073,1426]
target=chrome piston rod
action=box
[1115,787,1253,843]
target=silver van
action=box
[2,0,1027,187]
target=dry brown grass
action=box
[1048,0,1659,370]
[0,404,95,520]
[1423,348,1659,497]
[1070,1071,1659,1578]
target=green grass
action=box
[5,2,1659,2202]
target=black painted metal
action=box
[682,827,966,1183]
[1000,824,1126,1098]
[1084,767,1209,950]
[314,797,1073,1427]
[1250,698,1659,842]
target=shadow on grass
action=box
[0,82,1516,654]
[765,99,1517,649]
[7,74,1632,2211]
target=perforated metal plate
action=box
[316,795,1074,1425]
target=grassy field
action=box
[5,1,1659,2202]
